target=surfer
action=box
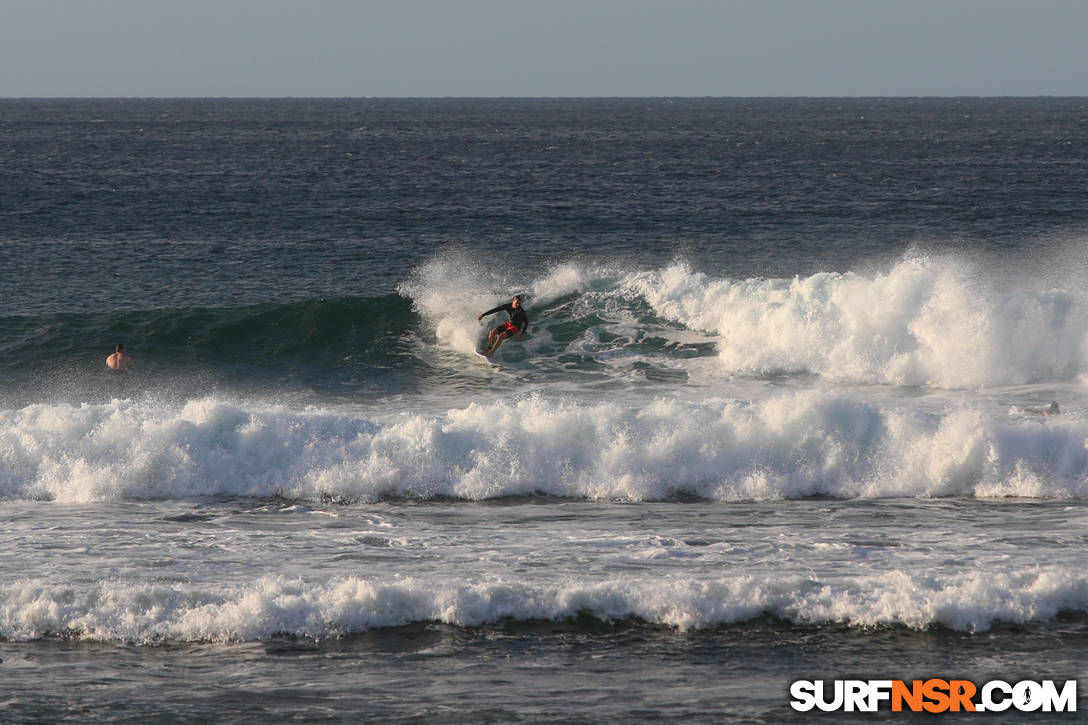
[477,295,529,357]
[1023,401,1060,416]
[105,343,132,371]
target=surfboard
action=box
[474,348,494,362]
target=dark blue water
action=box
[3,98,1088,723]
[4,98,1086,315]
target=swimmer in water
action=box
[1023,401,1060,416]
[105,343,132,371]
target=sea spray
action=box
[625,257,1088,388]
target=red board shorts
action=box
[497,321,520,336]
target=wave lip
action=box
[4,568,1084,643]
[3,393,1088,503]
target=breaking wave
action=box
[3,393,1087,503]
[4,568,1085,643]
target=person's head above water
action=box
[107,343,132,370]
[512,295,523,307]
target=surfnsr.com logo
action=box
[790,679,1077,713]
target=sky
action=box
[2,0,1086,97]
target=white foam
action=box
[397,251,604,356]
[625,257,1088,388]
[3,568,1084,642]
[399,252,636,358]
[3,393,1088,503]
[400,252,1088,389]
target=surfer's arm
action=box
[477,304,508,321]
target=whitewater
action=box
[4,389,1088,504]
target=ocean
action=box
[2,97,1087,723]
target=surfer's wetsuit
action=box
[481,302,529,336]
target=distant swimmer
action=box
[106,343,132,371]
[477,295,529,357]
[1023,401,1060,416]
